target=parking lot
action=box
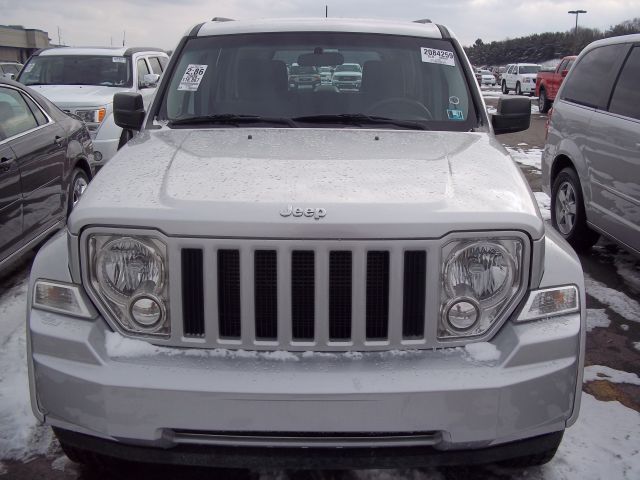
[0,86,638,480]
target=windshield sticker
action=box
[24,63,35,73]
[421,48,455,67]
[112,57,127,63]
[178,64,208,91]
[447,109,465,121]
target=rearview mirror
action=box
[298,51,344,67]
[141,73,160,88]
[491,97,531,135]
[114,92,145,131]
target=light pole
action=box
[568,10,587,35]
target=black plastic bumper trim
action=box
[53,427,563,469]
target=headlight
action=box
[89,235,169,336]
[440,238,523,339]
[75,107,107,126]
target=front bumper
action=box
[30,305,580,452]
[521,82,535,93]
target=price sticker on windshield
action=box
[421,48,455,67]
[178,64,208,91]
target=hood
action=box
[70,128,543,240]
[27,84,130,108]
[332,71,362,78]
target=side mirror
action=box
[140,73,160,89]
[2,73,15,80]
[114,92,145,131]
[491,97,531,135]
[561,70,568,78]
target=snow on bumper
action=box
[28,307,580,450]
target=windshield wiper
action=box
[168,114,297,128]
[291,114,428,130]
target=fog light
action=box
[94,151,103,162]
[446,298,480,331]
[129,294,164,329]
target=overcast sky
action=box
[1,0,638,50]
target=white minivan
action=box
[18,47,169,168]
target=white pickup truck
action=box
[18,47,168,168]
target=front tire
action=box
[539,88,552,113]
[502,81,509,94]
[67,167,89,216]
[551,167,600,251]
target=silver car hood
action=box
[28,84,129,108]
[69,128,544,239]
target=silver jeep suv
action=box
[27,18,585,469]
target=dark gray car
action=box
[0,78,94,271]
[542,34,640,255]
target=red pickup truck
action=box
[535,56,576,113]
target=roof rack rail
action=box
[211,17,234,22]
[414,19,432,24]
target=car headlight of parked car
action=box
[440,238,523,339]
[88,234,170,336]
[75,107,107,133]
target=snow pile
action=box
[533,191,551,220]
[584,274,640,323]
[505,146,543,170]
[583,365,640,386]
[464,342,500,362]
[0,281,52,462]
[523,393,640,480]
[105,332,300,362]
[586,308,611,332]
[614,254,640,295]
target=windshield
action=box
[289,65,317,75]
[518,65,540,74]
[160,32,478,131]
[18,55,132,87]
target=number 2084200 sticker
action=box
[421,48,455,67]
[178,64,208,91]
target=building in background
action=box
[0,25,50,62]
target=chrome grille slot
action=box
[218,249,241,338]
[402,251,426,338]
[254,250,278,340]
[181,248,205,337]
[291,251,315,340]
[329,251,352,340]
[366,251,390,340]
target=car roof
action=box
[36,46,166,57]
[196,17,444,39]
[581,33,640,52]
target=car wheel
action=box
[501,81,509,94]
[539,89,552,113]
[67,167,89,216]
[551,167,600,251]
[515,82,522,95]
